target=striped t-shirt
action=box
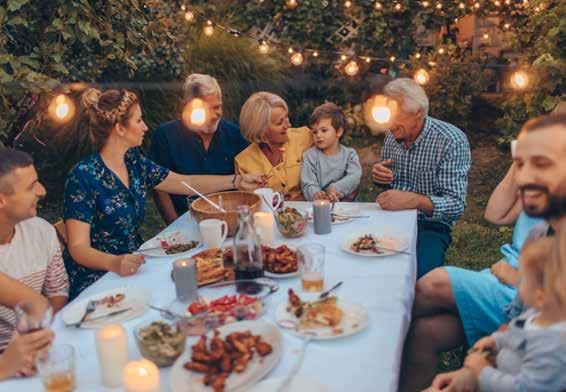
[0,217,69,350]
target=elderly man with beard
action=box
[150,74,249,224]
[399,113,566,392]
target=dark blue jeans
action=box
[416,220,452,279]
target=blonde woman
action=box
[64,88,263,299]
[235,92,312,200]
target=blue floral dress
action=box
[63,149,169,300]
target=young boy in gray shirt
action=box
[300,103,362,202]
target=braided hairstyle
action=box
[80,88,139,150]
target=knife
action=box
[66,307,133,328]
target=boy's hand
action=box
[490,261,519,287]
[464,352,490,377]
[313,191,328,201]
[472,335,497,354]
[326,185,343,202]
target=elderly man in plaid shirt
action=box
[372,78,471,279]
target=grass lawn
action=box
[37,133,512,372]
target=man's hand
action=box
[490,260,519,287]
[464,352,490,377]
[371,159,393,184]
[376,190,418,211]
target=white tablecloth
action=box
[0,202,416,392]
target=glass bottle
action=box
[233,205,264,294]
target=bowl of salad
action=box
[274,207,308,238]
[134,319,186,367]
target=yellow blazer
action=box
[235,127,312,200]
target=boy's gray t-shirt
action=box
[300,144,362,201]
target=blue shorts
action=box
[446,265,516,346]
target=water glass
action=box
[297,243,325,292]
[15,300,53,334]
[36,344,76,392]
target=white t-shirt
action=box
[0,217,69,350]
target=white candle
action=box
[123,359,160,392]
[95,324,128,387]
[254,212,275,245]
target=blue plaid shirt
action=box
[380,116,471,227]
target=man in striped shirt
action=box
[372,78,471,278]
[0,149,69,352]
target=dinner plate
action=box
[62,286,150,328]
[169,320,282,392]
[306,203,361,225]
[249,376,330,392]
[275,296,369,340]
[263,243,301,279]
[137,230,201,258]
[341,230,408,257]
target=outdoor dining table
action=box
[0,202,417,392]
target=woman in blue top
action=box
[64,88,263,299]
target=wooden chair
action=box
[53,220,67,251]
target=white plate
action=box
[275,297,369,340]
[62,286,149,328]
[342,231,408,257]
[170,320,282,392]
[137,230,201,258]
[249,376,330,392]
[263,244,300,279]
[306,203,361,225]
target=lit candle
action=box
[313,200,332,235]
[123,359,160,392]
[172,258,198,303]
[254,212,275,245]
[95,324,128,387]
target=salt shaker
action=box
[172,258,198,303]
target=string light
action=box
[483,33,489,40]
[203,21,214,36]
[415,52,422,59]
[286,0,298,8]
[374,1,382,10]
[503,22,511,29]
[291,52,304,66]
[181,5,186,11]
[183,98,207,127]
[459,2,466,9]
[288,47,294,54]
[365,57,371,63]
[369,95,397,124]
[414,68,430,85]
[438,47,445,54]
[344,0,352,8]
[394,2,402,11]
[258,40,269,54]
[511,70,529,89]
[389,55,396,62]
[184,11,194,22]
[48,94,75,123]
[435,2,442,10]
[505,0,511,4]
[344,60,359,76]
[474,2,480,9]
[494,0,501,6]
[422,1,430,7]
[340,54,347,61]
[313,51,319,57]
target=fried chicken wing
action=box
[184,361,213,373]
[255,340,273,357]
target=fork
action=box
[75,301,96,329]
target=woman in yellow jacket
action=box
[235,92,312,201]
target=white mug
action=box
[199,219,228,249]
[254,188,282,213]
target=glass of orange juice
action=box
[298,243,325,292]
[36,344,75,392]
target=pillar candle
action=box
[172,258,198,303]
[313,200,332,234]
[95,324,128,387]
[122,359,160,392]
[254,212,275,245]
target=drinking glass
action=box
[15,299,53,334]
[297,243,325,292]
[36,344,76,392]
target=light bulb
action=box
[394,3,402,11]
[422,1,430,7]
[494,0,501,6]
[415,52,422,59]
[288,47,294,54]
[389,55,396,62]
[291,52,304,66]
[483,33,489,39]
[344,0,352,8]
[286,0,298,8]
[511,71,529,89]
[184,11,194,22]
[503,22,510,29]
[474,2,480,9]
[49,94,75,123]
[365,57,371,63]
[259,42,269,54]
[505,0,511,4]
[436,2,442,9]
[414,69,430,85]
[371,96,392,124]
[459,2,465,9]
[181,5,186,11]
[313,51,319,57]
[375,1,383,10]
[204,21,213,36]
[344,60,359,76]
[184,98,207,126]
[340,54,347,61]
[438,47,445,54]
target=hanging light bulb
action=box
[286,0,298,8]
[313,50,319,57]
[503,22,511,29]
[415,52,422,59]
[435,2,442,9]
[369,95,397,124]
[344,60,359,76]
[340,54,347,61]
[437,47,445,54]
[505,0,511,4]
[422,1,430,7]
[291,52,304,66]
[365,57,371,63]
[184,11,194,22]
[394,2,402,11]
[494,0,501,6]
[483,33,489,40]
[511,71,529,90]
[344,0,353,8]
[414,69,430,85]
[203,21,214,36]
[183,98,208,127]
[454,17,459,23]
[288,47,294,54]
[389,55,396,62]
[375,1,383,10]
[459,2,466,9]
[48,94,75,123]
[181,5,186,11]
[474,1,480,9]
[258,40,269,54]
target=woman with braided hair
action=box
[63,88,264,299]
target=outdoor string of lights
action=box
[45,0,542,125]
